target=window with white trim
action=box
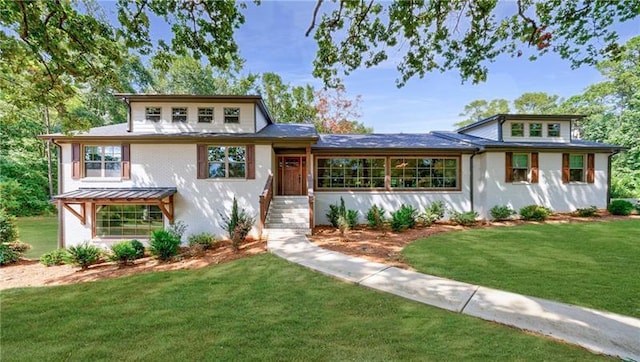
[548,123,561,137]
[569,154,585,182]
[172,107,187,122]
[145,107,161,122]
[84,146,121,177]
[198,107,214,123]
[511,123,524,137]
[224,107,240,123]
[95,204,163,237]
[207,146,246,178]
[530,123,542,137]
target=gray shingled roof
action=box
[433,131,625,150]
[313,133,477,150]
[53,187,177,201]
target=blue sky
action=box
[119,1,638,133]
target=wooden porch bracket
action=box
[62,202,86,225]
[158,195,175,223]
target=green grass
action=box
[16,216,58,259]
[403,220,640,318]
[1,254,608,361]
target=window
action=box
[390,157,458,189]
[145,107,161,122]
[511,154,529,182]
[198,107,214,123]
[530,123,542,137]
[511,123,524,137]
[207,146,246,178]
[95,204,163,237]
[569,154,585,182]
[84,146,121,177]
[172,107,187,122]
[548,123,561,137]
[316,158,385,189]
[224,107,240,123]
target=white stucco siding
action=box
[478,152,609,215]
[502,120,571,143]
[59,143,273,247]
[314,155,472,224]
[465,122,498,140]
[130,102,256,133]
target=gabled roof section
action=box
[312,133,477,152]
[114,93,274,125]
[456,114,586,133]
[433,131,625,151]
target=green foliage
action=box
[167,220,188,240]
[450,211,479,226]
[366,205,386,230]
[149,230,181,261]
[419,201,446,226]
[607,200,634,216]
[0,243,20,265]
[130,240,145,259]
[40,249,69,267]
[513,92,561,114]
[519,205,552,221]
[456,99,510,128]
[574,206,599,217]
[187,233,219,250]
[0,208,19,243]
[326,198,358,230]
[221,198,255,252]
[390,204,418,232]
[490,205,517,221]
[110,241,140,266]
[67,242,102,270]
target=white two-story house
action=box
[41,95,623,248]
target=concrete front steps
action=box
[264,196,311,234]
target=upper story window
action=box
[548,123,561,137]
[145,107,161,122]
[172,107,187,122]
[198,107,214,123]
[224,107,240,123]
[391,157,458,189]
[207,146,246,178]
[84,146,121,177]
[511,123,524,137]
[316,158,385,189]
[569,154,585,182]
[529,123,542,137]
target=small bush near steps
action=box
[366,204,386,230]
[327,197,359,229]
[221,197,255,252]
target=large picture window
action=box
[316,158,385,189]
[390,157,458,189]
[207,146,246,178]
[95,204,163,237]
[84,146,121,177]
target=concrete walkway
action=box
[266,229,640,361]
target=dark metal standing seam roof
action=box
[53,188,177,201]
[312,133,477,150]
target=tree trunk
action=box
[44,106,54,197]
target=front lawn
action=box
[403,219,640,318]
[16,216,58,259]
[1,254,607,361]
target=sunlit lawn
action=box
[16,215,58,259]
[403,219,640,318]
[0,254,609,361]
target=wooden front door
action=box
[278,156,306,195]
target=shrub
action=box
[167,220,188,240]
[420,201,446,225]
[110,241,139,266]
[607,200,634,216]
[188,232,218,250]
[40,249,69,266]
[450,210,479,226]
[326,197,358,229]
[574,206,599,217]
[221,197,255,252]
[149,230,181,261]
[0,244,20,265]
[67,242,102,270]
[366,205,386,230]
[390,204,418,232]
[0,208,18,243]
[635,202,640,213]
[490,205,516,221]
[337,215,350,236]
[519,205,552,221]
[130,239,145,259]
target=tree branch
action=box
[516,0,539,45]
[305,0,324,37]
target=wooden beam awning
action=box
[53,187,177,224]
